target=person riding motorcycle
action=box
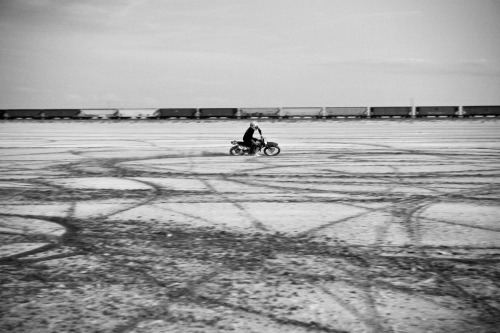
[243,121,263,156]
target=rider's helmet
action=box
[250,121,258,128]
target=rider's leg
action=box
[253,140,261,156]
[244,140,255,155]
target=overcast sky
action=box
[1,0,499,108]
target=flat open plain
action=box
[1,119,499,333]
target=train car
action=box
[79,109,119,119]
[239,108,280,118]
[198,108,237,118]
[416,106,458,118]
[154,108,197,118]
[41,109,81,119]
[281,107,323,118]
[463,105,500,117]
[3,109,43,119]
[369,107,412,118]
[113,108,158,119]
[324,107,368,118]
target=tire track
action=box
[185,151,269,231]
[318,284,391,333]
[193,295,350,333]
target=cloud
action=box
[14,86,40,93]
[445,60,500,77]
[1,0,499,108]
[65,93,83,102]
[341,10,423,21]
[315,57,500,77]
[102,93,122,102]
[0,0,145,36]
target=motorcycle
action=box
[229,137,281,156]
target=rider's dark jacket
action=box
[243,126,262,145]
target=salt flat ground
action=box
[1,119,499,333]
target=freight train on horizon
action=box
[0,106,499,120]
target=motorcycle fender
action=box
[267,142,279,147]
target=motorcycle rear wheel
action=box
[230,146,245,155]
[264,146,280,156]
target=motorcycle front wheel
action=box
[264,146,280,156]
[230,146,245,155]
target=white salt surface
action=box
[1,119,499,252]
[1,120,500,332]
[121,157,263,174]
[239,202,367,234]
[204,178,268,193]
[0,216,66,236]
[418,220,498,247]
[0,181,36,189]
[80,149,173,159]
[0,243,50,258]
[73,199,143,219]
[376,289,476,333]
[0,204,70,218]
[421,202,500,231]
[133,177,210,191]
[107,203,257,231]
[318,211,411,246]
[50,177,153,190]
